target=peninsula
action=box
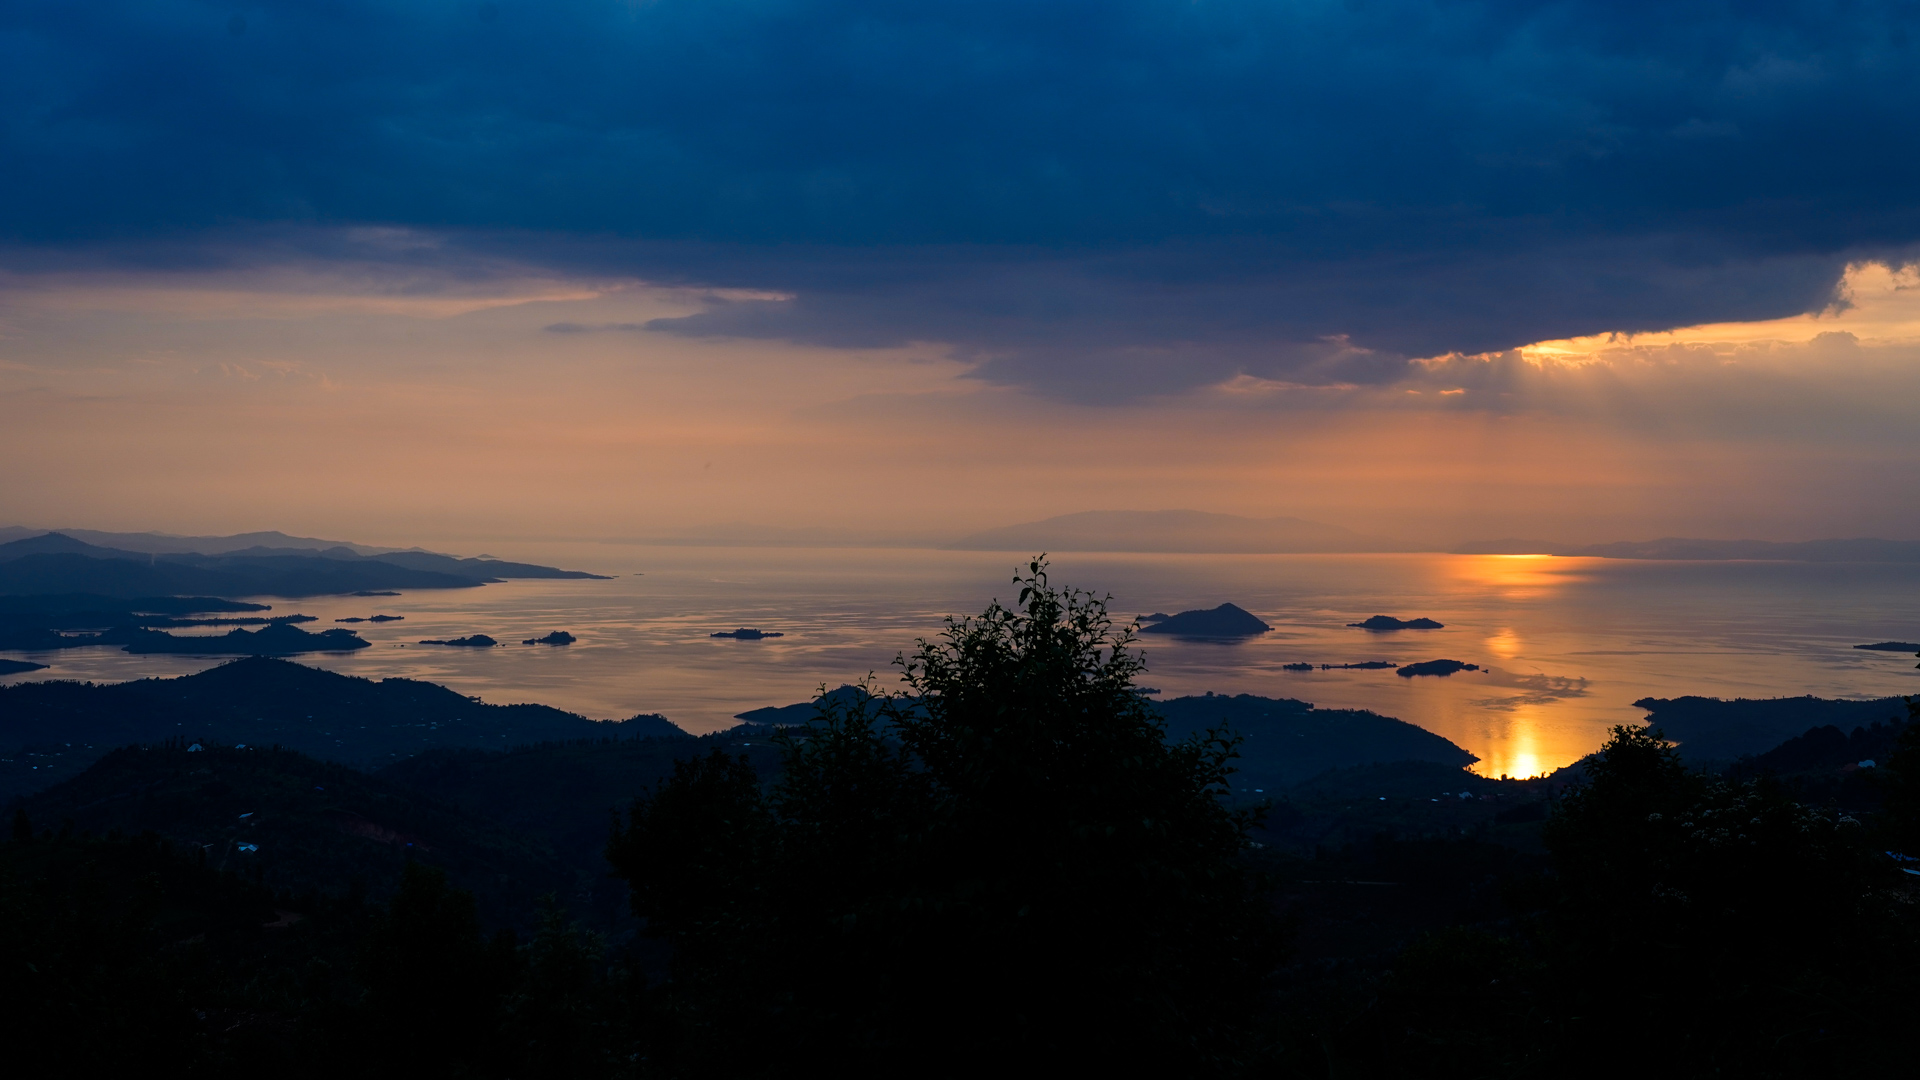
[0,530,610,600]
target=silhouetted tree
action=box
[350,862,516,1078]
[1876,697,1920,853]
[502,898,629,1080]
[609,559,1278,1076]
[1528,725,1900,1074]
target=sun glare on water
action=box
[1448,554,1582,601]
[1471,713,1548,780]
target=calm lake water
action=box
[6,545,1920,778]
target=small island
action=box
[1138,603,1271,637]
[1324,660,1395,670]
[1396,659,1480,677]
[712,628,785,640]
[0,658,48,675]
[1853,641,1920,651]
[1282,662,1313,671]
[1349,616,1445,631]
[120,623,370,655]
[418,635,498,647]
[523,631,576,646]
[335,615,403,623]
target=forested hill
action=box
[1156,692,1477,786]
[379,736,788,912]
[1636,694,1911,762]
[0,657,684,800]
[15,742,578,932]
[734,686,1477,788]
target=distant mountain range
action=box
[947,510,1406,554]
[606,522,946,548]
[1453,537,1920,562]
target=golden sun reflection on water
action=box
[1470,714,1548,780]
[1447,554,1586,600]
[1485,626,1522,659]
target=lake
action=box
[6,544,1919,778]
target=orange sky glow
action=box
[3,258,1918,550]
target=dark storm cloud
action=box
[5,0,1919,395]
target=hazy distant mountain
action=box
[606,522,943,548]
[947,510,1406,554]
[1455,537,1920,562]
[0,526,401,556]
[0,531,146,561]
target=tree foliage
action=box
[1332,723,1919,1079]
[608,559,1279,1075]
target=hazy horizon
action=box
[11,508,1920,562]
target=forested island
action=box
[1137,602,1271,636]
[1348,615,1444,630]
[119,623,370,655]
[1396,658,1480,676]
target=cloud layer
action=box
[7,1,1920,395]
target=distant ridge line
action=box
[947,509,1409,554]
[1452,537,1920,562]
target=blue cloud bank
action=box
[6,0,1919,394]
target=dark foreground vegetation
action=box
[5,562,1919,1077]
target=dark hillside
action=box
[0,657,684,800]
[1156,692,1477,787]
[729,688,1476,788]
[379,731,777,919]
[1637,694,1910,762]
[0,552,247,597]
[15,742,574,930]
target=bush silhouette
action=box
[609,558,1279,1076]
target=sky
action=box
[3,0,1919,549]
